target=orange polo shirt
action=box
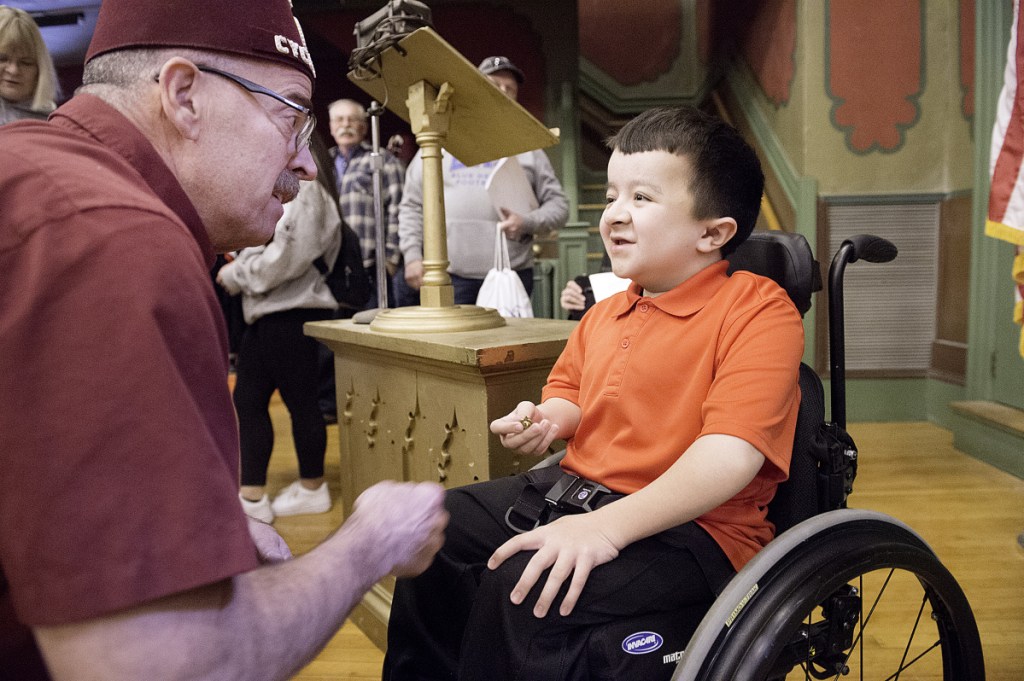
[543,260,804,570]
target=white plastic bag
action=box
[476,223,534,318]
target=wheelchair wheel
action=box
[674,510,984,681]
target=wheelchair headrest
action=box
[725,231,822,316]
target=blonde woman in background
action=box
[0,5,58,125]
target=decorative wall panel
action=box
[579,0,681,86]
[740,0,797,106]
[826,0,923,154]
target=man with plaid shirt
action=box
[327,98,405,308]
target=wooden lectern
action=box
[305,25,578,650]
[348,27,560,333]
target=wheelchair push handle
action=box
[828,235,898,429]
[844,234,899,265]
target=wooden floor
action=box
[262,396,1024,680]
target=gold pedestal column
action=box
[305,317,576,649]
[369,80,505,333]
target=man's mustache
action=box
[274,171,301,204]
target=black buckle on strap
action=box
[544,474,611,513]
[504,473,613,534]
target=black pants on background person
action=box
[382,466,735,681]
[365,263,396,310]
[234,307,333,486]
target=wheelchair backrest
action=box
[724,231,852,535]
[725,231,821,317]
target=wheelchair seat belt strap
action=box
[505,471,620,534]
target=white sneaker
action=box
[271,480,331,517]
[240,493,275,524]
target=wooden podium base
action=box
[305,317,576,649]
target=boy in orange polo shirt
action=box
[384,106,804,681]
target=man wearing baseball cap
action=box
[477,55,524,85]
[0,1,446,679]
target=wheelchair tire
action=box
[674,510,984,681]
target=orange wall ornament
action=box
[826,0,923,154]
[579,0,681,86]
[740,0,797,107]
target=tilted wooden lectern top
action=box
[348,27,560,333]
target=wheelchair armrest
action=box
[529,449,567,471]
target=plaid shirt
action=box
[331,142,404,270]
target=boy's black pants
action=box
[383,466,735,681]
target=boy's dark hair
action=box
[607,106,764,256]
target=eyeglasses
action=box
[197,65,315,151]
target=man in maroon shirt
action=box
[0,1,446,679]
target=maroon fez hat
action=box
[86,0,316,81]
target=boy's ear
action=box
[697,217,738,253]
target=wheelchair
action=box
[562,231,985,680]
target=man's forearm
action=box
[227,511,398,677]
[35,513,392,681]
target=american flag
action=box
[987,0,1024,357]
